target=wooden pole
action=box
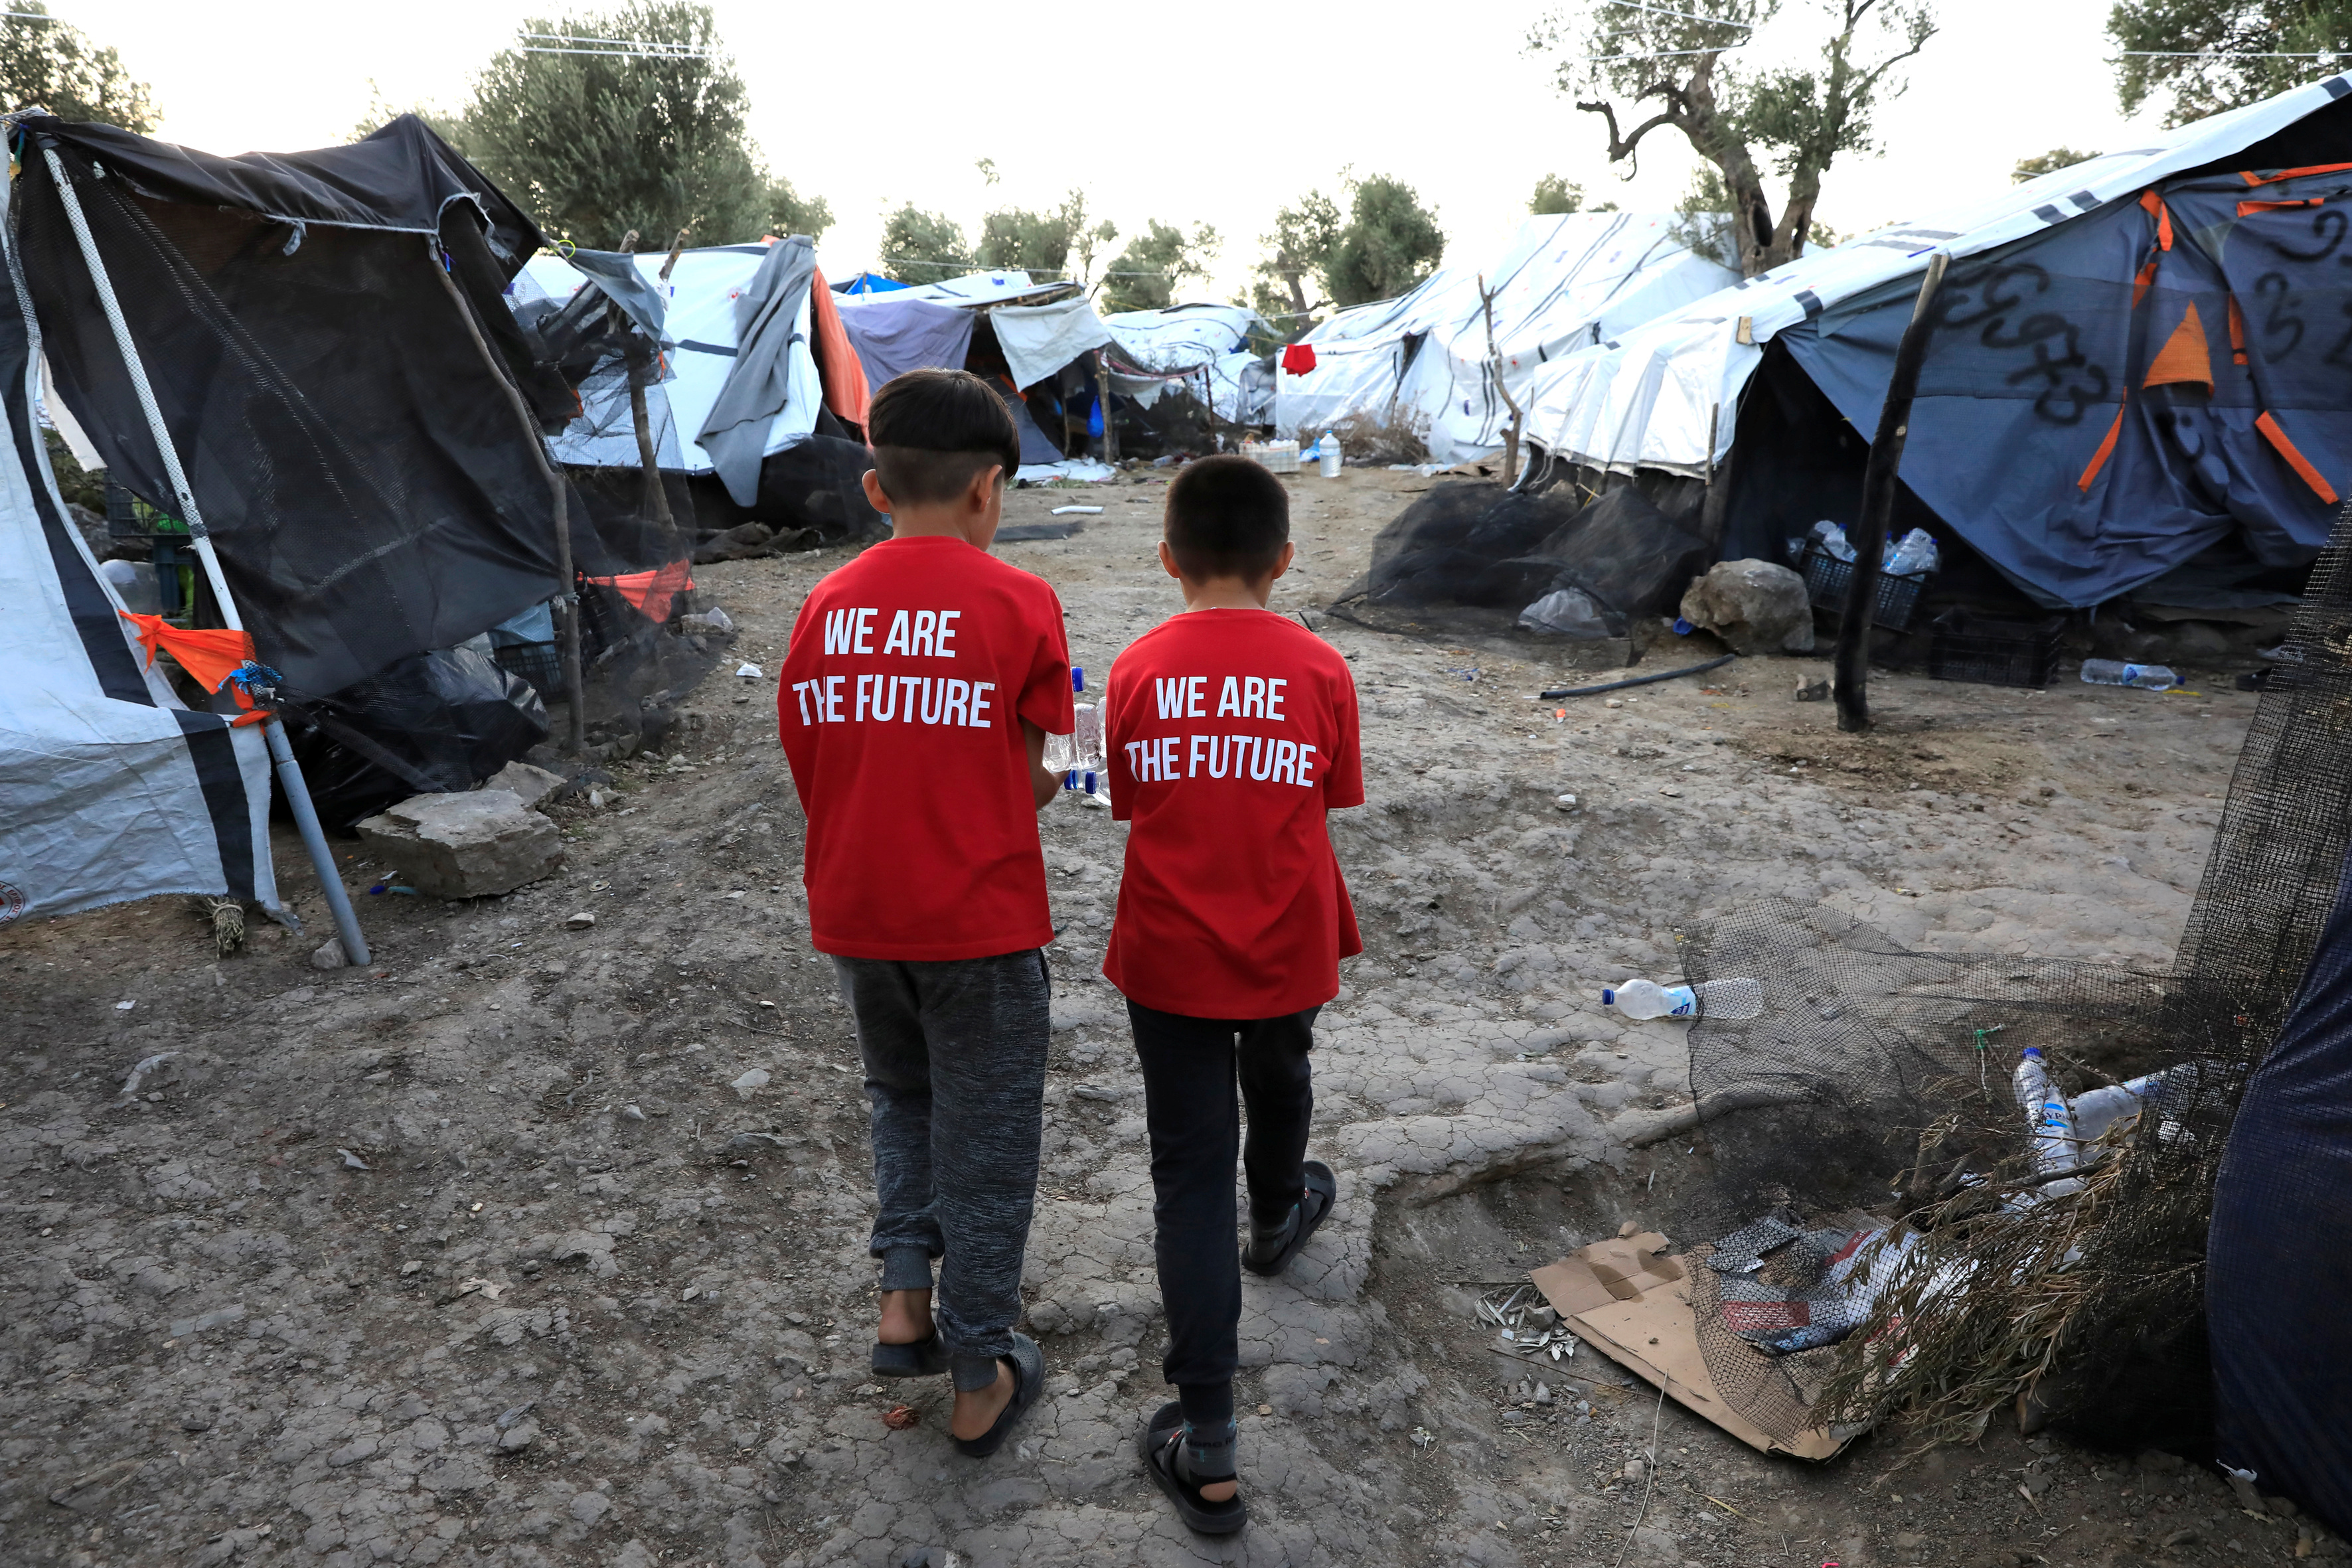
[1095,348,1118,465]
[428,234,584,754]
[1477,273,1523,487]
[1834,252,1948,736]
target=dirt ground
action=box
[3,465,2340,1568]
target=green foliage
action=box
[1530,173,1585,214]
[1529,0,1937,275]
[42,426,102,514]
[975,189,1117,282]
[2109,1,2351,124]
[445,2,822,249]
[1670,164,1743,270]
[1101,220,1221,314]
[879,204,972,282]
[0,3,153,131]
[1326,175,1446,307]
[2012,146,2104,183]
[1249,190,1344,319]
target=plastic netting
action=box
[1673,495,2352,1478]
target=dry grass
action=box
[1328,406,1432,467]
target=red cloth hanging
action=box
[1280,343,1317,376]
[586,560,694,625]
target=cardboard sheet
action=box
[1530,1232,1852,1460]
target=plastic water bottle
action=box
[1318,432,1343,479]
[1886,528,1940,577]
[1601,977,1765,1021]
[2071,1061,2206,1143]
[2080,660,2178,690]
[1044,668,1106,775]
[2012,1046,2080,1174]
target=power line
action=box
[2116,48,2346,58]
[1602,0,1752,29]
[1580,44,1748,61]
[521,33,712,59]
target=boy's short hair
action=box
[866,369,1022,506]
[1164,454,1291,582]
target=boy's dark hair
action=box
[866,369,1023,506]
[1164,454,1291,582]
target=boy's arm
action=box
[1022,720,1058,810]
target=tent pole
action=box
[426,236,584,755]
[1834,253,1948,735]
[39,145,370,965]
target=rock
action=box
[1680,559,1815,654]
[354,791,564,899]
[481,760,569,811]
[496,1419,538,1452]
[311,938,349,971]
[1795,674,1831,702]
[567,912,597,929]
[570,1491,612,1525]
[732,1068,771,1098]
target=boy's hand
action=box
[1022,720,1059,811]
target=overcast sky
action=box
[80,0,2193,297]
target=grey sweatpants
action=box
[831,949,1050,1391]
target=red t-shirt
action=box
[778,535,1073,959]
[1101,609,1364,1018]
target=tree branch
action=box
[1574,98,1685,165]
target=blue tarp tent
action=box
[1520,75,2352,610]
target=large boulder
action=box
[480,760,570,811]
[1680,559,1816,655]
[355,791,564,898]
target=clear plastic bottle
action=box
[1600,977,1765,1021]
[2080,660,2178,690]
[1043,667,1105,775]
[2012,1046,2080,1175]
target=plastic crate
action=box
[1241,438,1300,474]
[1927,612,2067,688]
[1800,542,1928,631]
[494,639,566,698]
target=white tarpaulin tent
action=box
[1103,303,1270,423]
[992,295,1113,391]
[3,319,277,925]
[1274,212,1739,461]
[1518,72,2352,477]
[514,243,822,475]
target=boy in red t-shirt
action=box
[777,370,1072,1458]
[1100,455,1364,1533]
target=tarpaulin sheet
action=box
[1779,167,2351,607]
[834,293,976,394]
[990,295,1113,392]
[700,236,819,507]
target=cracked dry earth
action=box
[4,467,2333,1568]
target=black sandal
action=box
[870,1331,949,1378]
[1142,1401,1248,1535]
[951,1332,1043,1458]
[1242,1161,1336,1277]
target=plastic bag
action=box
[1518,586,1619,640]
[1887,528,1941,577]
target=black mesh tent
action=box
[9,112,627,702]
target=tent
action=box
[1274,212,1739,460]
[1103,303,1270,426]
[1517,74,2352,611]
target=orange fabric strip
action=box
[118,612,258,699]
[2139,190,2173,251]
[2132,258,2159,309]
[2077,401,2128,492]
[2257,412,2339,503]
[2229,295,2248,366]
[806,265,871,433]
[2238,197,2327,216]
[586,560,694,625]
[2239,162,2352,187]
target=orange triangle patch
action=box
[2144,301,2214,390]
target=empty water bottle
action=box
[1601,977,1765,1021]
[1886,528,1940,577]
[2012,1046,2080,1175]
[2080,660,2178,690]
[1043,667,1106,775]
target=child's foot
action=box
[1242,1161,1336,1277]
[872,1288,947,1377]
[1141,1402,1248,1534]
[951,1334,1044,1457]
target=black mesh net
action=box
[1670,496,2352,1477]
[15,127,576,700]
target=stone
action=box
[496,1419,538,1452]
[732,1068,771,1098]
[567,912,597,929]
[311,938,349,971]
[354,791,564,899]
[480,761,569,811]
[569,1491,611,1526]
[1680,559,1816,654]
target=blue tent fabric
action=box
[2209,853,2352,1531]
[1780,166,2352,608]
[835,295,977,396]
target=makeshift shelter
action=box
[1518,76,2352,611]
[1103,303,1271,428]
[1275,212,1738,461]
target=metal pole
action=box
[426,235,584,753]
[1834,252,1949,735]
[40,145,371,965]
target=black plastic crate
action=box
[494,639,566,698]
[1800,543,1928,631]
[1927,611,2067,688]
